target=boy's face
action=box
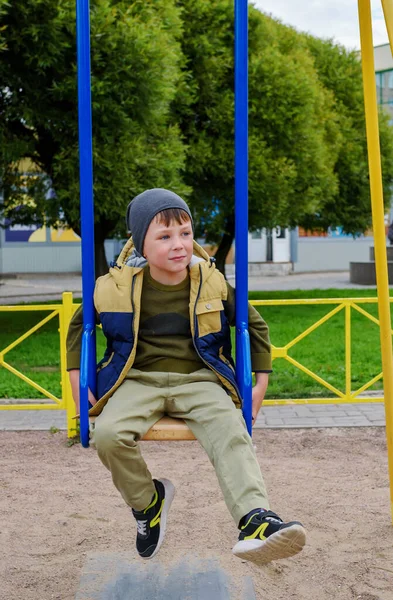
[143,216,193,283]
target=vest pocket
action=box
[195,298,223,337]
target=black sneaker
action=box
[132,478,175,559]
[232,509,306,565]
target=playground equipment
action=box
[76,0,252,447]
[76,0,393,522]
[358,0,393,523]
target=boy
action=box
[67,188,306,566]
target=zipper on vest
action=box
[219,346,236,373]
[192,265,242,401]
[130,274,137,354]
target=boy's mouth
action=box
[170,256,186,261]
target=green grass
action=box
[249,289,385,399]
[0,301,105,400]
[0,288,389,400]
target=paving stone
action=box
[280,417,319,426]
[308,405,339,412]
[265,418,285,426]
[332,422,378,427]
[316,410,348,417]
[293,408,314,417]
[307,411,345,418]
[333,417,371,425]
[366,414,386,421]
[261,409,282,417]
[316,417,336,425]
[0,410,67,430]
[255,414,266,422]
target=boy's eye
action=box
[182,231,190,236]
[161,235,170,240]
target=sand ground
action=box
[1,428,392,600]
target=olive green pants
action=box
[91,368,269,525]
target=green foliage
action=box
[1,0,393,262]
[247,14,340,230]
[301,35,393,235]
[174,3,340,244]
[0,0,188,249]
[176,4,393,245]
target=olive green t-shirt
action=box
[66,267,272,373]
[133,267,205,373]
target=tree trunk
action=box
[94,224,109,278]
[60,207,112,278]
[266,228,273,262]
[214,214,235,278]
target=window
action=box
[376,72,382,104]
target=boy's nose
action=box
[172,237,184,250]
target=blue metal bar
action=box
[234,0,252,434]
[76,0,96,448]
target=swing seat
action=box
[89,416,196,441]
[143,417,196,441]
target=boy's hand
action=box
[251,372,269,426]
[69,369,97,414]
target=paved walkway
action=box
[0,270,378,305]
[0,401,386,431]
[0,274,82,304]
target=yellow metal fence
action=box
[0,293,389,436]
[256,297,389,406]
[0,292,77,436]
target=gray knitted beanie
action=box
[126,188,193,255]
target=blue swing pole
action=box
[74,0,250,444]
[76,0,96,448]
[234,0,252,434]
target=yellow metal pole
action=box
[59,292,77,437]
[381,0,393,52]
[358,0,393,523]
[345,304,351,400]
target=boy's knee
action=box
[92,420,136,455]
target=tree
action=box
[3,1,393,277]
[0,0,188,276]
[173,1,341,273]
[300,34,393,234]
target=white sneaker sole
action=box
[144,478,175,560]
[232,524,306,566]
